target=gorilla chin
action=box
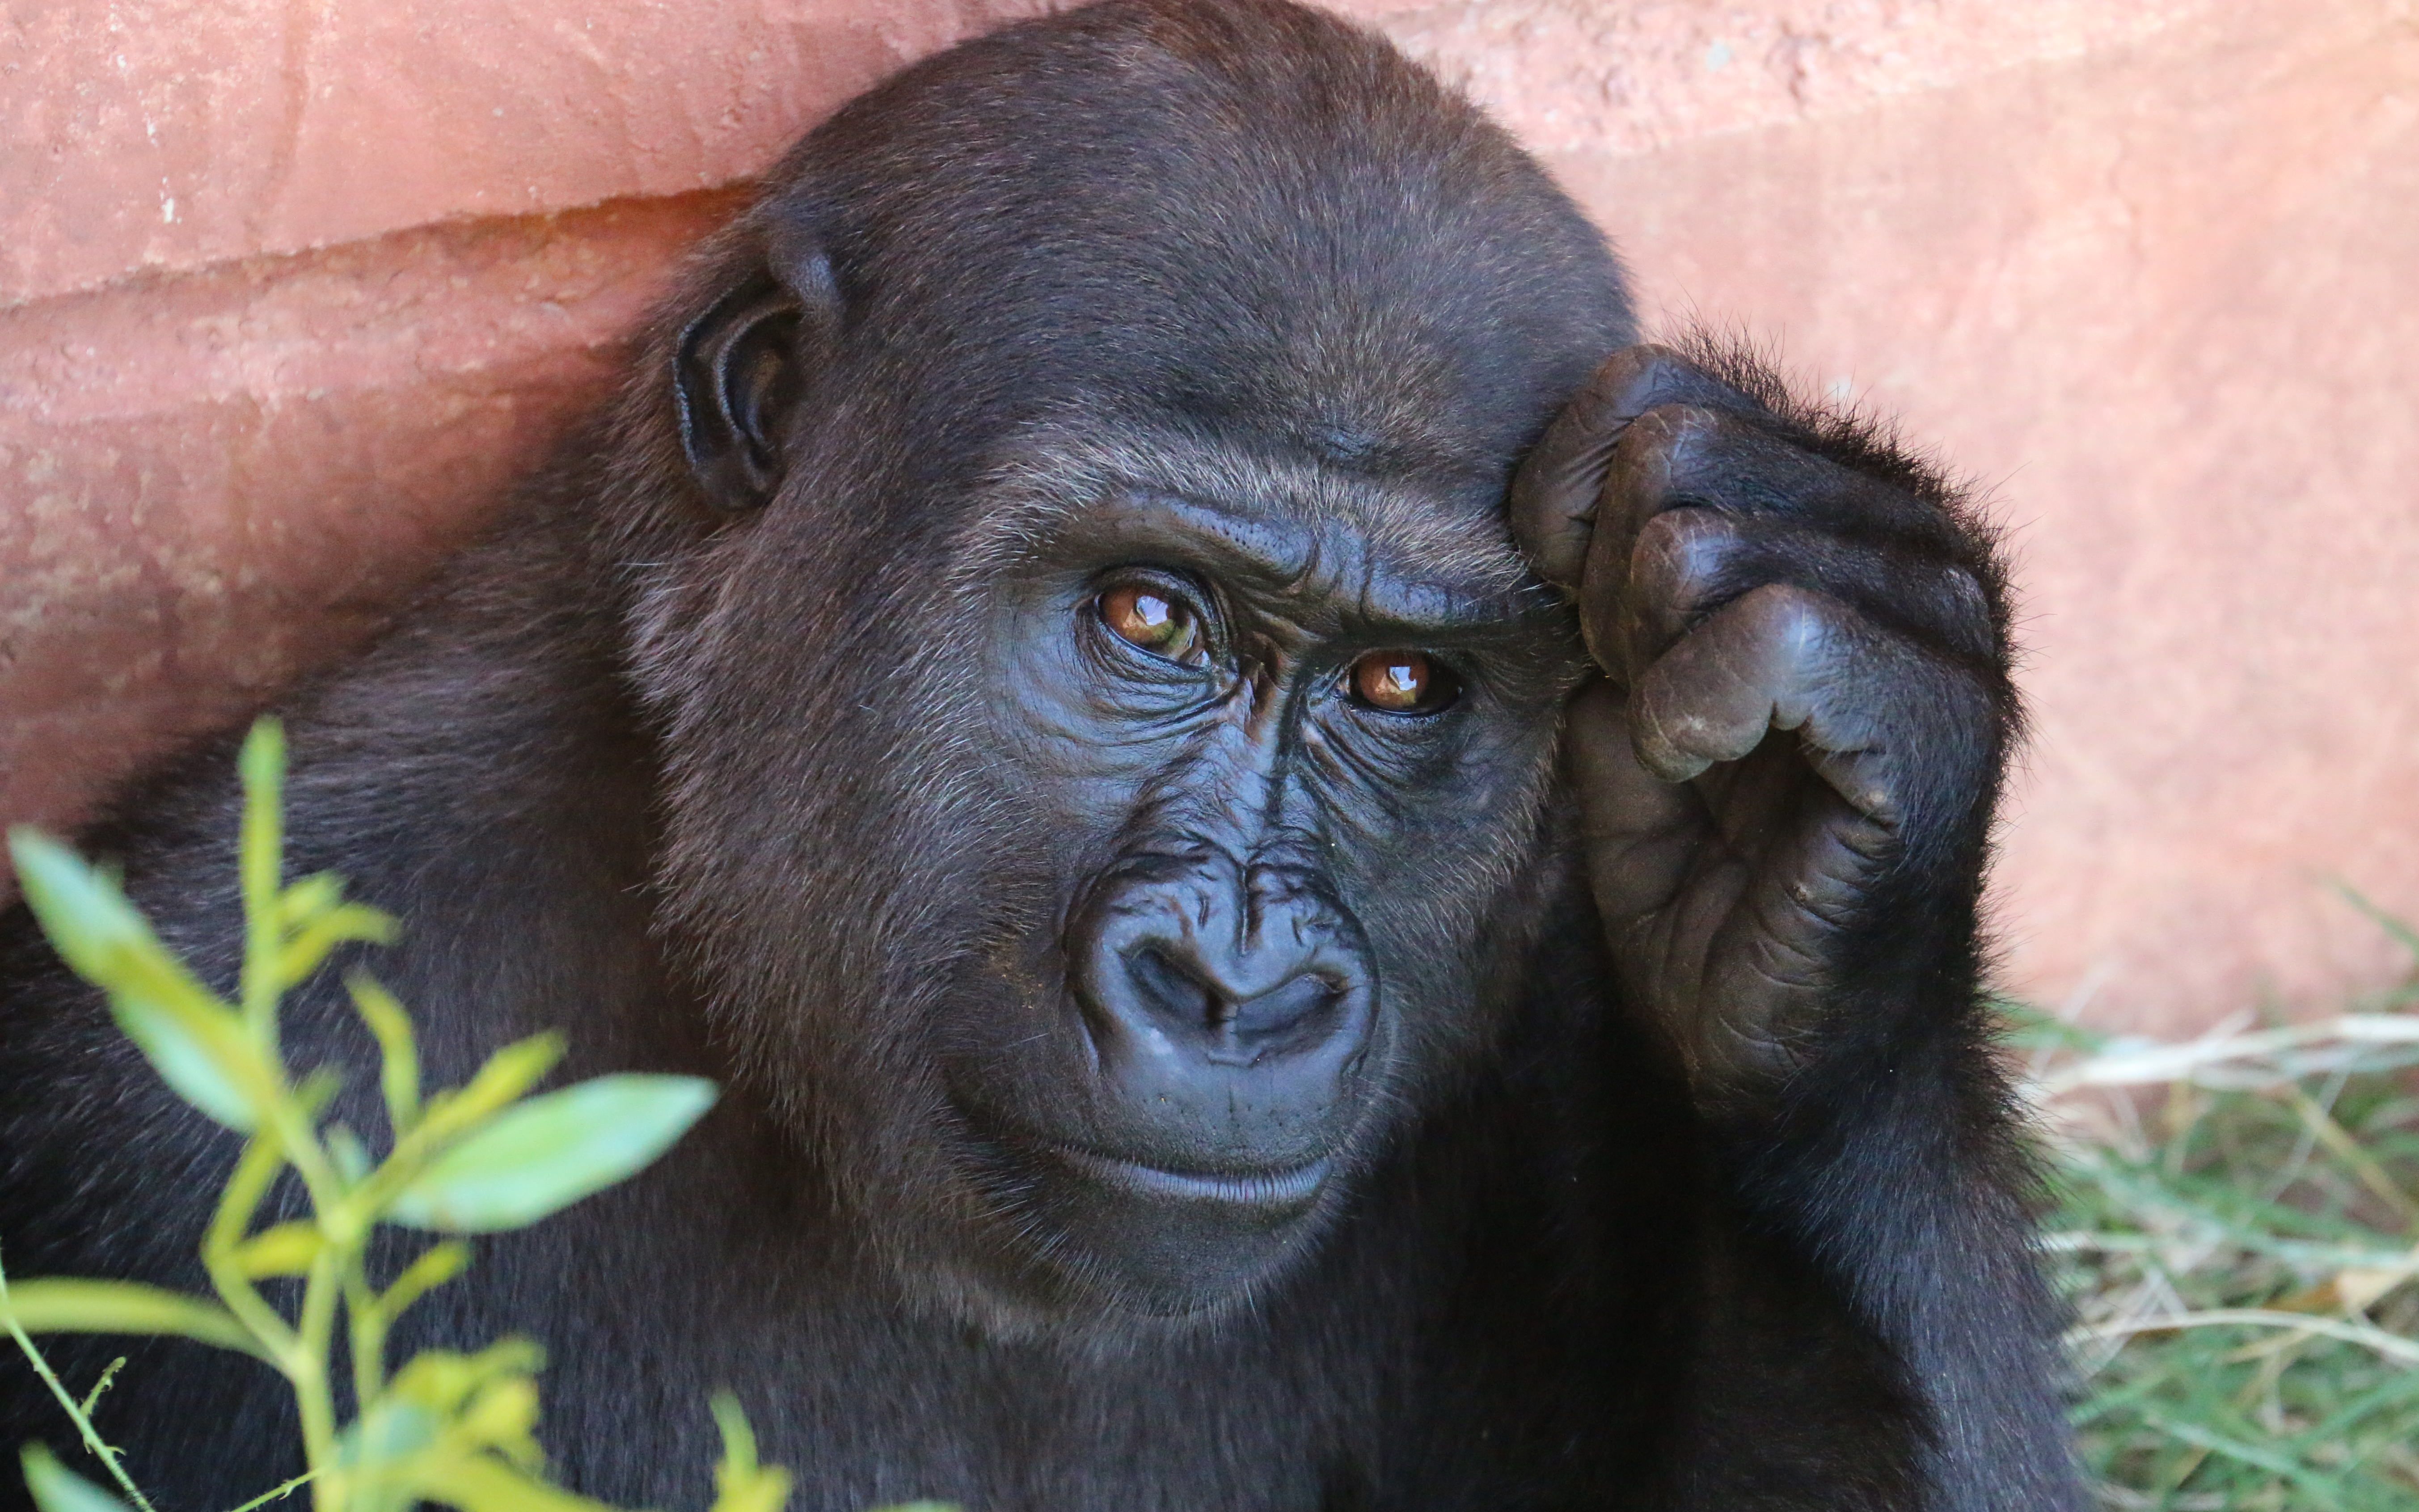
[1015,1143,1342,1317]
[948,1090,1375,1321]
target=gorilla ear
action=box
[674,255,836,511]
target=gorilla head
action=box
[615,0,1629,1325]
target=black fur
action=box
[0,4,2080,1507]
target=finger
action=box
[1582,404,1923,594]
[1604,507,2001,683]
[1629,584,1997,833]
[1508,345,1759,589]
[1604,505,1734,686]
[1572,406,1683,676]
[1574,404,2000,679]
[1563,680,1699,927]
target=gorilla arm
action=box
[1512,346,2083,1510]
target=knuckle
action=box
[1622,404,1753,490]
[1635,504,1742,558]
[1609,405,1681,457]
[1735,580,1833,638]
[1602,419,1678,502]
[1587,343,1690,405]
[1627,402,1720,444]
[1629,509,1742,610]
[1554,346,1684,443]
[1733,583,1844,682]
[1586,343,1663,394]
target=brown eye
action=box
[1348,650,1457,714]
[1098,584,1201,662]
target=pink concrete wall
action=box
[4,0,2415,1034]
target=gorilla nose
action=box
[1070,864,1376,1165]
[1122,942,1347,1063]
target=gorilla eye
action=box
[1098,584,1203,663]
[1347,650,1458,714]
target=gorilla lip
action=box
[1050,1143,1331,1212]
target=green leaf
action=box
[378,1242,470,1318]
[289,1065,344,1123]
[0,1279,271,1362]
[274,871,344,930]
[236,719,286,1030]
[20,1446,135,1512]
[275,902,394,993]
[7,829,263,1132]
[345,1395,441,1467]
[237,721,285,928]
[388,1076,716,1233]
[713,1465,794,1512]
[388,1339,545,1411]
[349,972,422,1135]
[207,1135,291,1261]
[232,1222,323,1279]
[418,1035,567,1144]
[327,1124,373,1186]
[711,1392,794,1512]
[454,1377,542,1466]
[405,1456,619,1512]
[711,1390,762,1475]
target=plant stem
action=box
[203,1139,302,1359]
[344,1259,387,1424]
[237,721,286,1049]
[0,1259,161,1512]
[224,1468,321,1512]
[292,1247,345,1512]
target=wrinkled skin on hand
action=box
[1511,344,2015,1112]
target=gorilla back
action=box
[0,3,2082,1508]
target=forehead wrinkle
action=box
[950,418,1537,617]
[1158,494,1322,590]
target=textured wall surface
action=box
[4,0,2415,1032]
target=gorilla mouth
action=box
[1049,1143,1331,1213]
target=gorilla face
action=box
[941,431,1579,1310]
[632,0,1630,1330]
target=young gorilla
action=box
[0,2,2081,1507]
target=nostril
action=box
[1227,973,1341,1047]
[1115,945,1346,1057]
[1126,944,1220,1031]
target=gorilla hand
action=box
[1511,344,2014,1113]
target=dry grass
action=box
[2015,897,2419,1509]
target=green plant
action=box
[0,719,793,1512]
[2021,900,2419,1510]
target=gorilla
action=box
[0,2,2082,1508]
